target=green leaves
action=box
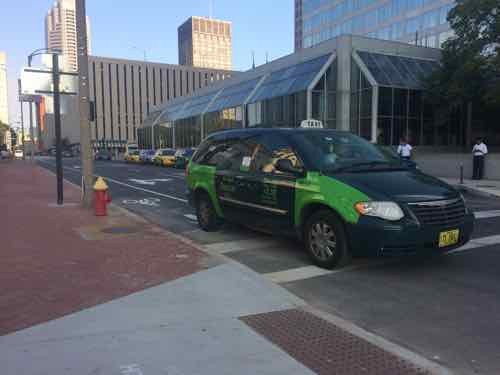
[426,0,500,108]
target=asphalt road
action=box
[38,157,500,375]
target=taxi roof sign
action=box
[300,119,324,129]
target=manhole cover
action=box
[101,226,138,234]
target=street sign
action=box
[20,67,78,96]
[18,94,42,103]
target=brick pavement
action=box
[0,161,211,336]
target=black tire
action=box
[195,192,220,232]
[304,209,351,269]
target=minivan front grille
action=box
[408,198,466,227]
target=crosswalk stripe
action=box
[474,210,500,219]
[204,238,285,254]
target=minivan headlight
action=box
[355,201,405,221]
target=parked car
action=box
[174,148,196,169]
[187,126,474,270]
[62,149,74,158]
[95,150,113,161]
[124,150,140,163]
[140,149,156,164]
[14,149,23,159]
[1,150,12,159]
[153,148,176,166]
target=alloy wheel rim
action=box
[309,222,337,260]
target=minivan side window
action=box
[252,135,302,175]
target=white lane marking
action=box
[103,176,188,203]
[37,160,188,204]
[120,364,143,375]
[204,238,286,254]
[184,214,198,222]
[474,210,500,219]
[447,234,500,254]
[123,198,161,207]
[266,235,500,283]
[265,266,334,283]
[128,178,171,186]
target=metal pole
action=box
[53,53,64,205]
[29,102,34,161]
[18,79,25,160]
[76,0,94,207]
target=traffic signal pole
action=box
[75,0,94,207]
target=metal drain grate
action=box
[240,309,430,375]
[101,226,139,234]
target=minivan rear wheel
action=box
[304,210,350,269]
[196,192,220,232]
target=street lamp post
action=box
[17,79,25,160]
[25,48,64,204]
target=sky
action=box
[1,0,294,127]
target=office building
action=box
[295,0,456,50]
[0,52,8,127]
[45,0,92,71]
[178,16,232,71]
[39,56,232,150]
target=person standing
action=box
[397,138,413,160]
[472,138,488,180]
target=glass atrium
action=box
[140,36,451,149]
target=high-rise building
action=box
[295,0,456,51]
[45,0,92,71]
[0,51,9,126]
[178,16,232,71]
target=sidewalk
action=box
[1,161,447,375]
[439,177,500,198]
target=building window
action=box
[138,67,143,124]
[92,61,98,140]
[124,65,129,140]
[116,64,121,141]
[167,69,170,100]
[131,65,136,140]
[100,62,106,140]
[160,69,163,103]
[145,67,150,115]
[153,68,157,106]
[173,69,177,98]
[108,64,114,140]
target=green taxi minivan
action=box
[186,127,474,269]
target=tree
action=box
[425,0,500,146]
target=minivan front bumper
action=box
[346,213,474,256]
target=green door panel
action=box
[294,172,370,226]
[187,162,224,217]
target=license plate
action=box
[439,229,460,248]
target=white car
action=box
[14,149,23,159]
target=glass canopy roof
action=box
[206,77,262,113]
[248,54,331,103]
[357,51,439,89]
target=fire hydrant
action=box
[93,176,111,216]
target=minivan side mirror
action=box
[276,158,304,176]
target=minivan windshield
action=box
[292,131,405,173]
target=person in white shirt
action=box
[472,138,488,180]
[397,138,413,160]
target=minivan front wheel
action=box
[304,210,350,269]
[195,192,220,232]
